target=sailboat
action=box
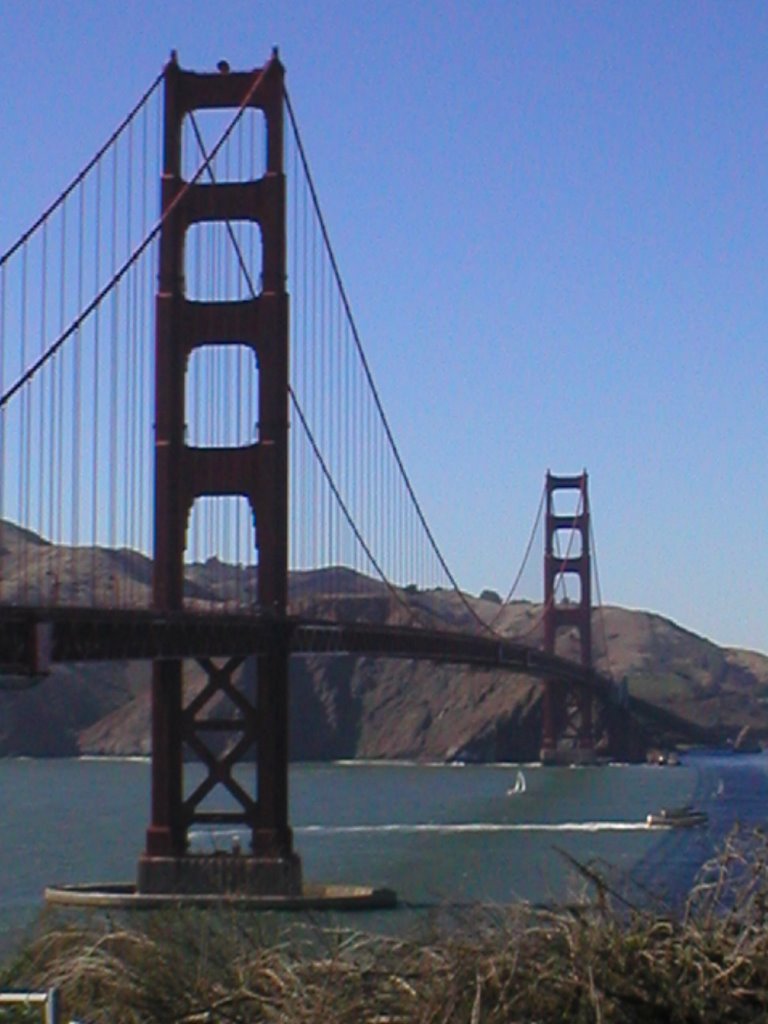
[507,770,527,795]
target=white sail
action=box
[507,770,526,795]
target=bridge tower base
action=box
[539,472,597,766]
[137,854,302,897]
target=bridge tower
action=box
[138,52,301,894]
[540,471,596,765]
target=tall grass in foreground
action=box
[3,829,768,1023]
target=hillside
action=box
[1,524,767,760]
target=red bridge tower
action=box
[540,471,596,765]
[138,52,300,894]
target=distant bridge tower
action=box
[138,52,301,894]
[540,471,596,764]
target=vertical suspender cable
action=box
[73,182,84,580]
[20,245,29,600]
[91,159,102,599]
[39,221,48,597]
[110,137,120,600]
[56,201,67,599]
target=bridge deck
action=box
[0,606,611,693]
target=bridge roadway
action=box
[0,606,617,699]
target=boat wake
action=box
[299,821,649,835]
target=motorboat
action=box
[646,805,708,829]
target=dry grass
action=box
[4,830,768,1023]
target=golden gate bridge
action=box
[0,51,641,901]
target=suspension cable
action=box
[486,482,546,631]
[0,61,271,411]
[0,69,165,268]
[283,86,495,636]
[289,393,419,618]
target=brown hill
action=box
[1,526,767,760]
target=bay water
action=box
[0,752,765,946]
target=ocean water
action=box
[0,752,765,945]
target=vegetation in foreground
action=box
[3,830,768,1023]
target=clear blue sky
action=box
[1,1,767,652]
